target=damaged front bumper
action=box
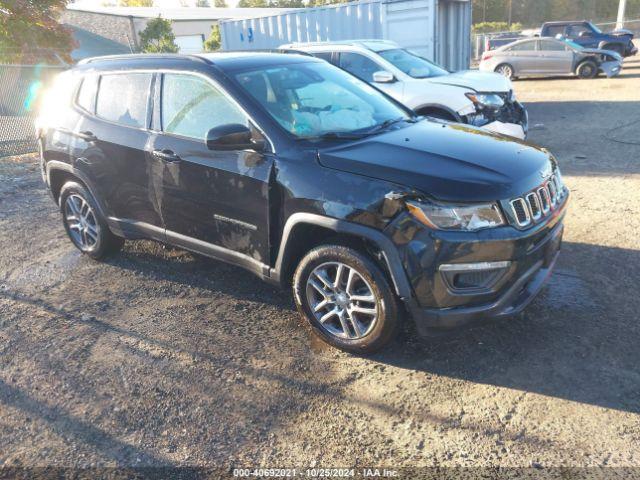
[600,60,623,78]
[465,100,529,140]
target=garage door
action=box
[175,35,204,54]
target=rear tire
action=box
[293,245,400,354]
[59,181,124,260]
[495,63,515,80]
[576,60,598,79]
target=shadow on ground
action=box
[373,240,640,414]
[523,101,640,176]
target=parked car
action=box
[36,53,568,353]
[485,20,637,58]
[280,40,528,140]
[480,37,623,79]
[540,21,636,57]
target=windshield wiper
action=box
[310,131,370,140]
[364,116,415,135]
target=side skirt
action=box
[106,217,276,285]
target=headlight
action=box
[465,92,505,111]
[406,200,505,231]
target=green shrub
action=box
[472,22,523,34]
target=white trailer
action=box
[219,0,472,71]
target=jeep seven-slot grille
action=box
[509,173,565,228]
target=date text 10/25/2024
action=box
[233,468,399,477]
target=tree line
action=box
[473,0,640,28]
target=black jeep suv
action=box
[37,53,568,353]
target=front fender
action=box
[272,212,412,299]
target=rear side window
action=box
[96,73,151,128]
[507,41,536,51]
[76,74,98,113]
[313,51,333,63]
[161,73,247,140]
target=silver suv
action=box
[281,39,528,139]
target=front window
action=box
[161,73,247,140]
[338,52,382,82]
[377,48,448,78]
[234,61,410,138]
[539,40,568,52]
[567,24,591,37]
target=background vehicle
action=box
[37,53,567,354]
[480,37,623,79]
[280,40,528,140]
[486,20,637,57]
[540,21,636,57]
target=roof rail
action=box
[78,53,212,65]
[280,39,397,48]
[222,48,314,57]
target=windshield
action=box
[562,38,583,50]
[233,61,411,138]
[377,48,448,78]
[588,22,602,34]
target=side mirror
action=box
[206,124,264,152]
[372,71,395,83]
[579,31,592,37]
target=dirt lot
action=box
[1,56,640,477]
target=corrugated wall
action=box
[435,0,471,71]
[220,0,470,71]
[221,0,384,50]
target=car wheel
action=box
[576,60,598,79]
[293,245,400,354]
[59,181,124,259]
[495,63,514,79]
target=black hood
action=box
[318,120,555,203]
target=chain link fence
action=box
[0,57,67,158]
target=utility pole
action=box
[507,0,513,27]
[617,0,627,30]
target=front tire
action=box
[576,60,598,79]
[59,181,124,260]
[293,245,400,354]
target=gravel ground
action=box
[1,55,640,478]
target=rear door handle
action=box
[77,130,97,142]
[152,149,181,163]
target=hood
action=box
[580,48,623,61]
[427,70,512,93]
[611,28,634,38]
[317,120,554,203]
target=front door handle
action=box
[152,149,181,163]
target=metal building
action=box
[219,0,472,71]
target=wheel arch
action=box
[575,57,599,75]
[46,161,109,219]
[598,40,624,52]
[272,213,412,299]
[414,104,461,122]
